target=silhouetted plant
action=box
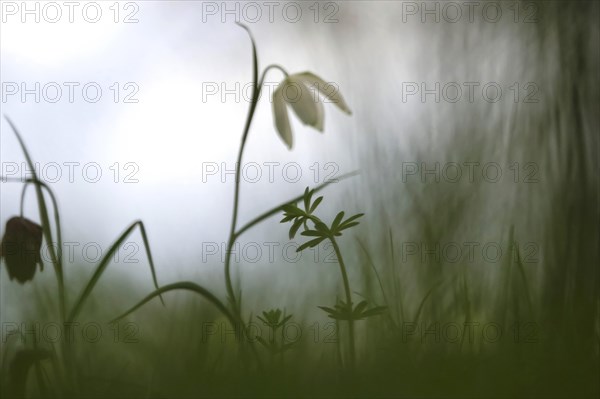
[281,188,385,370]
[255,309,295,359]
[112,23,355,368]
[0,216,44,283]
[0,117,163,396]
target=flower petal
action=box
[294,72,352,115]
[285,78,324,132]
[272,83,293,149]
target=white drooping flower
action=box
[272,72,352,149]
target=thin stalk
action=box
[224,63,289,313]
[330,237,355,370]
[4,117,66,323]
[224,97,256,312]
[259,64,289,86]
[20,179,64,275]
[223,25,292,362]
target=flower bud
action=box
[0,217,44,283]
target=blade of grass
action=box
[389,229,404,323]
[413,280,444,324]
[356,237,396,328]
[235,171,359,240]
[235,22,259,143]
[67,220,163,322]
[514,238,534,318]
[109,282,236,327]
[460,273,473,350]
[223,22,260,312]
[32,330,48,398]
[21,178,63,275]
[5,116,65,321]
[500,226,515,326]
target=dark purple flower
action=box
[0,217,43,283]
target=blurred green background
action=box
[1,1,598,397]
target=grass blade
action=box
[235,171,359,239]
[5,116,66,321]
[68,220,163,322]
[109,282,236,327]
[356,237,396,328]
[235,22,259,142]
[413,280,444,324]
[21,179,63,273]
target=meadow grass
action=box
[2,223,597,398]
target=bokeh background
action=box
[1,1,598,397]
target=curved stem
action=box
[21,179,63,268]
[20,184,26,217]
[331,237,355,371]
[222,31,292,369]
[224,60,289,312]
[258,64,289,88]
[110,282,236,327]
[20,179,65,316]
[0,117,66,323]
[224,35,259,312]
[224,90,256,312]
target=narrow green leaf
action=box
[110,282,235,327]
[314,221,330,234]
[282,204,298,214]
[318,306,337,315]
[303,187,311,211]
[280,215,295,223]
[309,196,323,213]
[308,237,326,248]
[300,230,322,237]
[353,300,368,316]
[235,171,359,239]
[332,211,345,231]
[360,306,387,319]
[338,221,360,232]
[20,179,63,269]
[5,116,65,319]
[340,213,364,228]
[68,221,163,322]
[289,218,304,239]
[235,22,258,101]
[414,281,443,324]
[297,237,325,252]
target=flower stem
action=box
[224,64,260,314]
[224,64,289,314]
[5,118,66,323]
[330,237,355,371]
[224,131,250,313]
[259,64,289,84]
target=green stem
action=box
[259,64,289,85]
[21,179,64,276]
[224,91,256,313]
[224,27,291,369]
[224,64,289,313]
[4,118,66,323]
[330,237,355,370]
